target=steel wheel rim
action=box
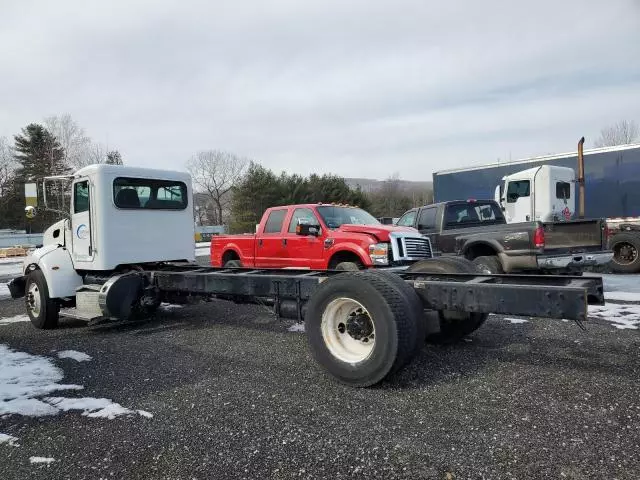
[614,241,638,265]
[27,282,41,317]
[321,297,376,363]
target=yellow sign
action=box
[24,183,37,208]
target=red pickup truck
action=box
[211,204,433,270]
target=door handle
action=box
[258,239,263,247]
[282,239,287,247]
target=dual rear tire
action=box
[305,258,488,387]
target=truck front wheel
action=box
[25,270,59,329]
[610,232,640,273]
[305,271,417,387]
[406,258,489,344]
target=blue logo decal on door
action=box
[76,224,89,239]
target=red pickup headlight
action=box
[534,226,545,248]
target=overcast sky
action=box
[1,0,639,180]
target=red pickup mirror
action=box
[296,218,320,236]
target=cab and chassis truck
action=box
[8,165,605,387]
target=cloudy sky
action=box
[1,0,639,180]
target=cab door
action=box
[505,179,531,223]
[71,178,94,264]
[282,207,325,269]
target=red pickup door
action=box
[210,204,433,270]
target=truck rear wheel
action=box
[25,270,59,329]
[406,258,489,344]
[610,232,640,273]
[305,271,417,387]
[472,255,504,274]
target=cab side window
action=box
[264,209,287,233]
[74,181,90,213]
[396,211,416,227]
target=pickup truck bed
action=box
[396,200,612,274]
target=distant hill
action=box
[345,177,433,193]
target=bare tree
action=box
[594,120,640,147]
[0,136,16,199]
[44,114,93,169]
[186,150,249,225]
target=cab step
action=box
[59,284,104,322]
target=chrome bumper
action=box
[537,251,614,269]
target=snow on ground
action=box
[288,322,305,333]
[29,457,55,464]
[56,350,92,362]
[588,303,640,330]
[0,283,12,301]
[159,303,183,311]
[0,433,19,446]
[0,259,22,277]
[604,291,639,302]
[504,317,529,324]
[0,315,30,326]
[0,343,151,438]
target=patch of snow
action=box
[0,344,149,421]
[589,303,640,330]
[29,457,55,464]
[195,248,210,257]
[56,350,92,362]
[137,409,153,418]
[504,317,529,324]
[159,303,183,311]
[45,397,141,420]
[195,242,211,248]
[604,291,639,302]
[0,433,19,446]
[288,322,305,332]
[0,261,22,277]
[0,283,11,301]
[0,314,30,325]
[0,344,84,417]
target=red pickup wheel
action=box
[406,258,489,344]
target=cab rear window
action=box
[113,177,188,210]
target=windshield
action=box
[316,206,380,229]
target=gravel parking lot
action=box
[1,287,639,479]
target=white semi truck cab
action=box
[494,165,576,223]
[10,164,195,327]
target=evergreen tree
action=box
[13,123,68,180]
[12,124,70,232]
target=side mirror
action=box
[296,218,320,236]
[25,205,37,219]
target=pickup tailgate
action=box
[543,219,606,252]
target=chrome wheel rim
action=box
[321,298,375,363]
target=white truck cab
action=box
[10,164,195,327]
[494,165,575,223]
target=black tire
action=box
[610,232,640,274]
[406,258,489,344]
[472,255,504,274]
[374,270,427,358]
[24,270,59,329]
[334,261,362,271]
[224,259,242,268]
[305,271,417,387]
